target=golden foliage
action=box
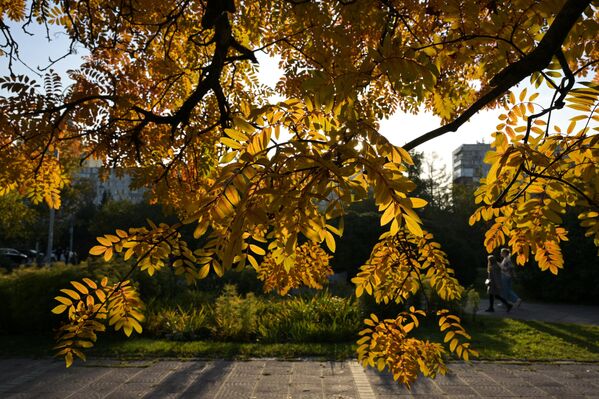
[471,82,598,274]
[53,277,144,367]
[0,0,597,384]
[255,242,333,295]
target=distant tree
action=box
[0,192,39,246]
[421,153,453,211]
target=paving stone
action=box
[438,385,479,395]
[537,385,581,395]
[216,384,255,395]
[433,374,467,385]
[463,375,501,384]
[252,394,290,399]
[324,382,355,393]
[470,384,513,396]
[254,384,291,393]
[505,384,548,396]
[4,358,599,398]
[290,383,322,393]
[369,383,407,395]
[292,375,323,385]
[104,392,146,399]
[325,394,357,399]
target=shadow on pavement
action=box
[144,360,232,398]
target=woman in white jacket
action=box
[500,248,522,308]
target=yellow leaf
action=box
[220,137,242,149]
[247,254,259,269]
[82,278,97,289]
[130,318,143,334]
[105,234,119,243]
[97,236,112,246]
[404,215,423,237]
[355,285,364,297]
[397,147,414,165]
[519,88,527,102]
[54,296,72,306]
[60,289,80,300]
[377,358,386,372]
[212,261,224,277]
[225,128,248,142]
[380,204,395,226]
[123,324,133,337]
[124,248,134,261]
[198,264,210,279]
[410,198,428,208]
[249,244,265,255]
[449,338,458,352]
[52,304,68,314]
[324,231,336,253]
[71,281,89,295]
[89,246,106,256]
[103,247,113,262]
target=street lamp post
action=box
[44,150,59,264]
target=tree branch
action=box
[403,0,592,151]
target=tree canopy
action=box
[1,0,598,383]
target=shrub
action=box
[145,305,209,340]
[0,263,91,332]
[210,285,262,341]
[258,293,363,343]
[0,260,162,333]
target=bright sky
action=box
[1,23,583,171]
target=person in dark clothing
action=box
[485,255,512,312]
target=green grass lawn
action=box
[466,317,599,361]
[2,316,598,362]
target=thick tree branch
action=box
[403,0,592,151]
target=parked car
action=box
[19,249,45,264]
[0,248,28,269]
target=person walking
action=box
[485,255,512,312]
[500,248,522,308]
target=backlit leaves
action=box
[0,0,596,385]
[471,83,598,271]
[53,277,144,367]
[254,242,333,295]
[357,309,446,386]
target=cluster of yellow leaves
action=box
[254,242,333,295]
[23,157,70,209]
[471,83,598,273]
[53,277,144,367]
[89,222,205,283]
[0,153,69,209]
[357,309,477,385]
[352,230,462,304]
[0,0,25,21]
[357,309,444,386]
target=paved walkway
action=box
[1,358,599,398]
[475,301,599,325]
